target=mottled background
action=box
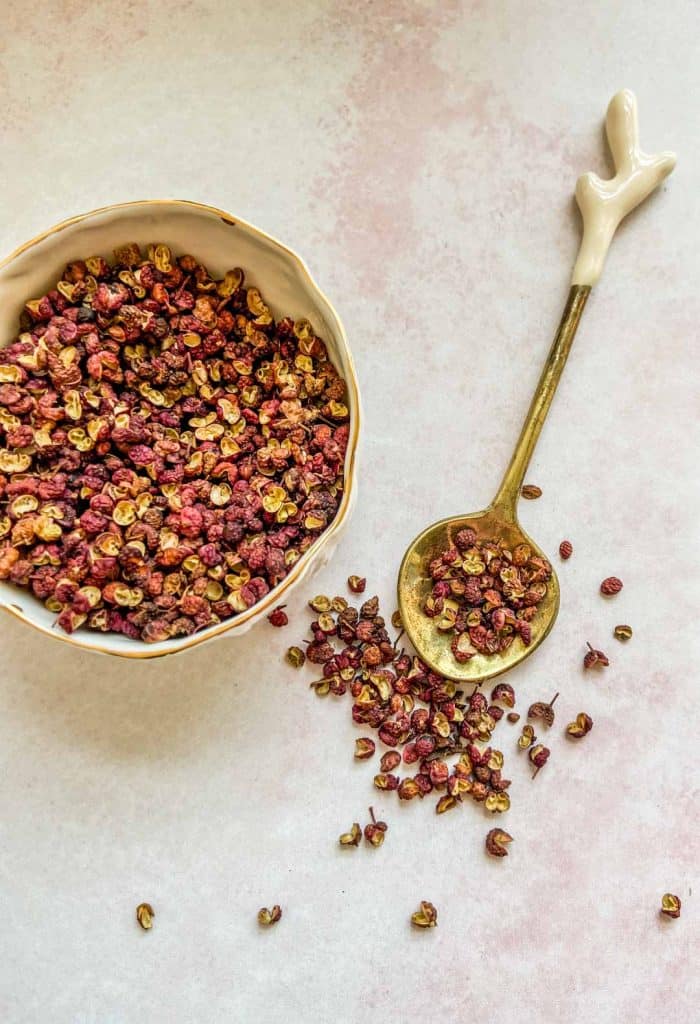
[0,2,698,1022]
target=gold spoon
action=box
[398,89,675,682]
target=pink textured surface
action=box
[0,3,697,1022]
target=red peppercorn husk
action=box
[583,643,609,669]
[267,606,288,627]
[600,576,623,596]
[559,540,573,560]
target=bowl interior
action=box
[0,201,359,657]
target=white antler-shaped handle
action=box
[572,89,676,286]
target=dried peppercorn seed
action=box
[347,575,366,593]
[566,712,593,738]
[559,540,573,559]
[136,903,154,931]
[600,576,623,596]
[506,712,520,724]
[614,624,633,641]
[267,606,288,627]
[257,905,282,926]
[521,484,542,499]
[0,245,350,643]
[660,893,681,919]
[485,828,513,857]
[410,901,438,928]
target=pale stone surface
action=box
[0,3,698,1022]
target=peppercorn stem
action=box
[491,285,590,519]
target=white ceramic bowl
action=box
[0,200,360,658]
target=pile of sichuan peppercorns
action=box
[0,244,349,642]
[422,527,553,665]
[287,587,515,815]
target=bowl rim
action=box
[0,198,360,658]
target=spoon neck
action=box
[491,284,591,515]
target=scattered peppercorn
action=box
[485,828,513,857]
[292,588,516,817]
[347,575,366,593]
[391,609,403,630]
[614,624,633,641]
[506,712,520,724]
[136,902,154,931]
[566,712,593,738]
[660,893,681,919]
[339,823,362,847]
[518,724,536,749]
[354,737,376,760]
[257,905,282,926]
[380,750,401,772]
[364,807,387,847]
[286,645,305,668]
[559,540,573,559]
[521,484,542,499]
[527,692,558,727]
[491,682,516,707]
[529,744,550,777]
[422,530,552,664]
[583,642,609,669]
[267,605,288,627]
[0,246,350,642]
[600,576,623,596]
[411,901,438,929]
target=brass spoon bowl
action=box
[398,90,675,682]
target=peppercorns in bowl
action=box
[0,200,360,657]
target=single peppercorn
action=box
[583,643,609,669]
[267,606,288,627]
[614,624,633,641]
[521,484,542,499]
[136,903,154,931]
[410,901,438,928]
[566,712,593,738]
[354,737,376,760]
[600,576,623,596]
[257,905,282,926]
[660,893,681,919]
[286,646,305,668]
[559,539,573,559]
[347,575,366,593]
[364,807,387,847]
[339,823,362,847]
[529,744,550,777]
[506,712,520,724]
[485,828,513,857]
[527,693,558,727]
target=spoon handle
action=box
[491,90,675,519]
